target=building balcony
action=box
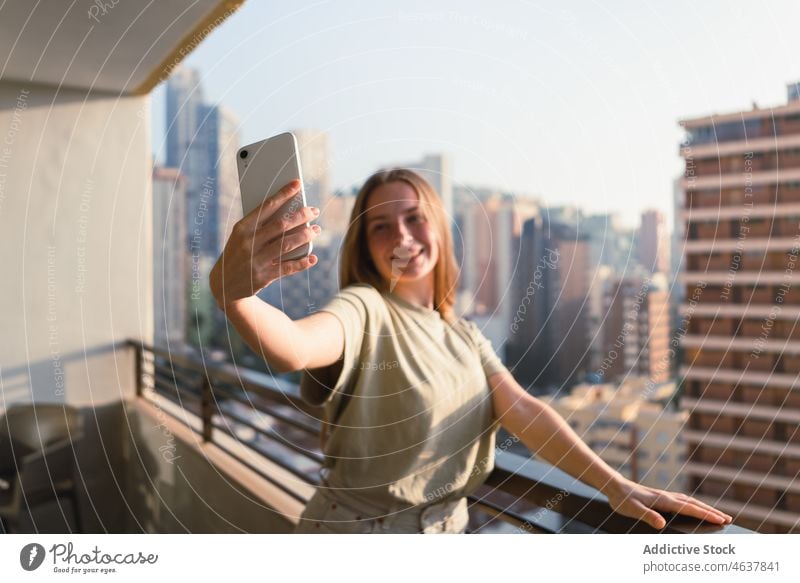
[75,341,742,535]
[681,334,800,354]
[681,202,800,221]
[679,303,800,320]
[681,133,800,160]
[684,462,800,505]
[680,167,800,190]
[693,495,800,533]
[681,395,800,424]
[683,429,800,462]
[681,360,800,391]
[679,271,800,285]
[683,237,800,254]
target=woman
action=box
[209,168,733,534]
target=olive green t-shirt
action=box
[300,283,508,512]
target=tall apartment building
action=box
[398,153,453,222]
[639,209,670,274]
[582,212,632,275]
[166,67,241,260]
[152,167,188,347]
[207,105,242,256]
[678,83,800,533]
[600,273,671,385]
[506,216,591,393]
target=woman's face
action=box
[364,181,439,290]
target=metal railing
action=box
[129,340,749,534]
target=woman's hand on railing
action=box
[209,179,321,310]
[604,477,733,530]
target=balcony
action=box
[681,334,800,354]
[83,341,743,535]
[684,237,800,254]
[680,167,800,190]
[679,270,800,285]
[681,202,800,221]
[684,430,800,467]
[681,395,800,424]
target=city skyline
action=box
[149,0,800,228]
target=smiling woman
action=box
[209,168,733,534]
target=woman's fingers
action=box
[677,494,733,523]
[271,254,318,277]
[256,204,320,246]
[246,179,302,224]
[650,491,731,524]
[627,498,667,530]
[265,224,321,263]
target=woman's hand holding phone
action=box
[209,179,321,310]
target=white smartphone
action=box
[236,132,312,261]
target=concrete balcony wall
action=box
[0,80,151,407]
[120,398,302,533]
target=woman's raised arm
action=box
[209,179,344,373]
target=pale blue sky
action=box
[151,0,800,227]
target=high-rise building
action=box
[581,213,630,274]
[788,80,800,104]
[207,105,242,256]
[507,216,591,393]
[165,67,240,260]
[599,273,671,385]
[152,167,188,346]
[398,153,453,221]
[639,209,670,274]
[321,190,356,237]
[165,68,205,170]
[678,88,800,533]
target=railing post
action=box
[201,376,213,443]
[134,341,143,398]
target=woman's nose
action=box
[391,220,414,244]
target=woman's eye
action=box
[408,214,423,223]
[373,224,386,232]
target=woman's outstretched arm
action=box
[488,370,733,529]
[209,179,343,373]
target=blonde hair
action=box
[339,168,459,324]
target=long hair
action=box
[339,168,459,324]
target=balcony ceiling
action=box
[0,0,243,95]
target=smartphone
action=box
[236,132,312,261]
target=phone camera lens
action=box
[239,150,248,159]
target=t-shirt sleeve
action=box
[299,284,382,406]
[464,319,509,379]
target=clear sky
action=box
[151,0,800,228]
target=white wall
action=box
[0,81,152,407]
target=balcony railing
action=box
[130,340,749,534]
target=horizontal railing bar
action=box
[152,377,202,405]
[489,451,743,534]
[211,421,321,487]
[466,497,541,532]
[211,384,321,435]
[212,408,325,464]
[133,341,319,416]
